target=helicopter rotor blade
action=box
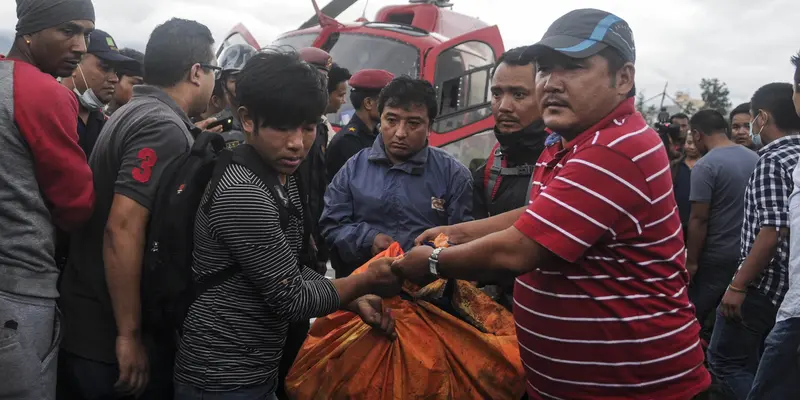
[299,0,360,29]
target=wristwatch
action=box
[429,247,444,277]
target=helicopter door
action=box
[422,26,504,145]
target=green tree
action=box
[636,92,659,124]
[700,78,732,115]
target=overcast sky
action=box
[2,0,796,108]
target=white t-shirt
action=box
[777,165,800,321]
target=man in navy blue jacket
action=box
[321,77,473,277]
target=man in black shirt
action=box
[472,46,548,309]
[61,29,134,158]
[327,68,394,179]
[58,18,218,399]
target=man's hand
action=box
[352,295,397,339]
[720,288,746,322]
[195,117,223,133]
[391,246,437,286]
[366,257,402,297]
[114,335,150,397]
[415,226,468,246]
[371,233,394,256]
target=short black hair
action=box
[327,63,351,94]
[670,113,689,123]
[237,50,328,131]
[143,18,215,88]
[792,51,800,87]
[378,76,438,125]
[350,89,380,111]
[690,109,728,136]
[597,47,635,98]
[751,82,800,132]
[492,46,534,77]
[729,102,750,121]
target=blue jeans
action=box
[174,382,278,400]
[746,317,800,399]
[706,289,778,400]
[689,259,739,341]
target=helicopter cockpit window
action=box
[323,33,421,126]
[432,41,495,134]
[271,34,318,52]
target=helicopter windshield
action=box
[272,34,318,52]
[323,33,421,126]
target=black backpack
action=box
[141,132,317,332]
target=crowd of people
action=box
[2,0,800,399]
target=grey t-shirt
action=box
[690,145,759,263]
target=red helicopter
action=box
[219,0,505,169]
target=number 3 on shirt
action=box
[133,148,158,183]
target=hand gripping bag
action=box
[285,241,525,400]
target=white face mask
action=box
[72,64,105,112]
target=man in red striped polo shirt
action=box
[393,8,710,400]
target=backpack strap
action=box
[483,143,504,202]
[231,145,302,233]
[292,172,319,268]
[483,143,537,203]
[201,149,234,215]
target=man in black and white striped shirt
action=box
[707,82,800,399]
[173,50,401,400]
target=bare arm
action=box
[104,194,149,337]
[685,202,710,279]
[730,227,785,289]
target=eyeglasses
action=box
[199,63,223,80]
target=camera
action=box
[653,122,681,140]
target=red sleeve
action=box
[514,145,650,262]
[14,66,94,231]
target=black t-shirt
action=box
[472,124,548,219]
[59,85,195,363]
[76,108,107,159]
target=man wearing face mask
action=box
[472,46,548,309]
[62,29,134,158]
[474,46,548,220]
[707,82,800,399]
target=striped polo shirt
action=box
[512,98,710,399]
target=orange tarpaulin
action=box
[286,242,525,400]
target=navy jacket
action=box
[321,134,473,267]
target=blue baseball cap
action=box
[528,9,635,63]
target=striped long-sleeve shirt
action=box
[174,163,341,391]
